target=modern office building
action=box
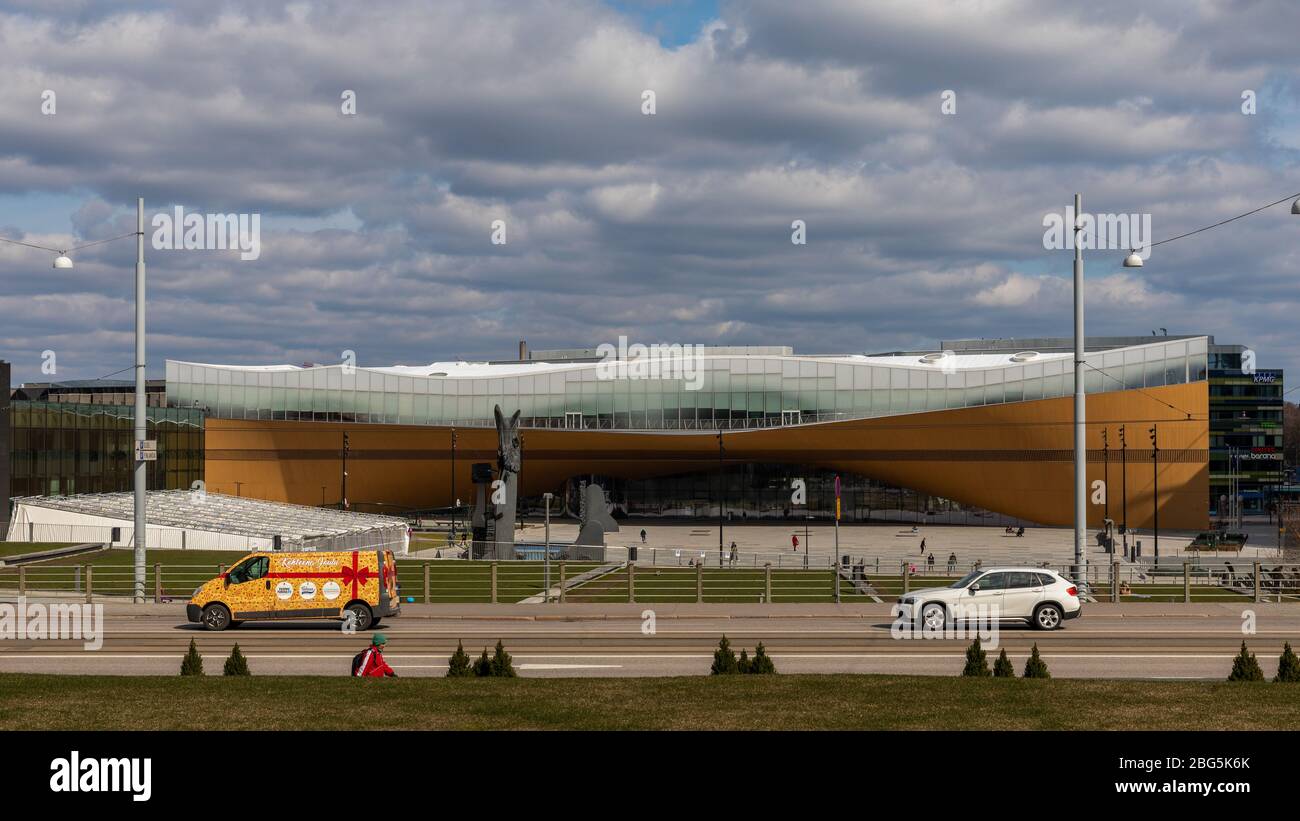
[5,378,203,501]
[1206,344,1285,517]
[170,336,1211,529]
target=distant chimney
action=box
[518,340,528,361]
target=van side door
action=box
[225,556,272,618]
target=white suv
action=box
[896,567,1082,630]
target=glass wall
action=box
[532,465,1030,528]
[8,401,204,497]
[168,337,1207,431]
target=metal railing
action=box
[4,555,1299,606]
[3,524,406,554]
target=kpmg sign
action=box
[1252,372,1279,384]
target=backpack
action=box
[351,649,369,676]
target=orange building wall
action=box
[203,381,1208,530]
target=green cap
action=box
[371,633,387,646]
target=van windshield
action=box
[228,556,269,585]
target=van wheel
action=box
[344,602,373,631]
[1034,603,1063,631]
[202,604,232,631]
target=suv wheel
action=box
[1034,603,1063,631]
[920,602,947,630]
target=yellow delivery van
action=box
[187,549,400,631]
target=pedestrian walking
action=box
[920,537,926,555]
[640,528,647,544]
[792,534,799,552]
[728,540,737,567]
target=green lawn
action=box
[0,542,75,559]
[0,549,254,597]
[2,552,600,603]
[409,531,451,553]
[565,568,871,603]
[393,561,601,602]
[2,673,1298,730]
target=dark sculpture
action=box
[492,405,522,559]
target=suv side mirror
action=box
[968,584,980,594]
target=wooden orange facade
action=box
[203,381,1208,529]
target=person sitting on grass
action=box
[352,633,398,678]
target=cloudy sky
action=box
[1,0,1298,385]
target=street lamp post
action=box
[1101,428,1109,523]
[341,432,350,510]
[1071,193,1087,588]
[1150,424,1160,564]
[131,197,147,603]
[717,432,724,569]
[1120,425,1128,557]
[543,491,553,602]
[5,201,157,602]
[449,427,458,551]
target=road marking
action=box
[517,664,624,670]
[0,652,1240,661]
[79,627,1300,637]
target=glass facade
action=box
[167,337,1207,430]
[1207,347,1285,515]
[7,401,204,497]
[535,465,1028,527]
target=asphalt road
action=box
[2,601,1296,678]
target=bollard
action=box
[18,566,26,596]
[902,564,910,595]
[85,565,93,604]
[627,562,635,603]
[155,563,163,603]
[490,561,498,604]
[696,562,704,602]
[1111,561,1120,603]
[1254,561,1262,603]
[423,562,431,604]
[75,565,82,594]
[559,562,567,602]
[1183,562,1191,603]
[764,563,772,604]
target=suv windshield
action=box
[949,571,982,589]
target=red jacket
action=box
[355,646,396,677]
